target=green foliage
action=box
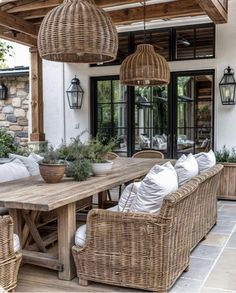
[41,145,63,164]
[0,128,18,158]
[86,136,116,163]
[215,146,236,163]
[0,40,14,68]
[70,159,92,182]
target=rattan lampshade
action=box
[120,44,170,86]
[38,0,118,63]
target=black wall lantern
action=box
[219,66,236,105]
[0,83,7,100]
[66,76,84,109]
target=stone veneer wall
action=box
[0,74,29,147]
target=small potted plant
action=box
[58,134,92,181]
[87,137,116,176]
[39,146,65,183]
[216,146,236,200]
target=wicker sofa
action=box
[72,164,223,292]
[0,216,22,292]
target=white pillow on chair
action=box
[194,150,216,173]
[118,182,141,212]
[175,154,199,186]
[9,154,40,176]
[130,161,178,214]
[0,159,29,183]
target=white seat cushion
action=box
[118,182,141,212]
[75,205,119,247]
[13,233,20,252]
[175,154,199,186]
[194,150,216,173]
[0,159,30,183]
[9,154,40,176]
[130,161,178,214]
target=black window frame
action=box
[91,23,215,68]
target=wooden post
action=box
[29,47,45,142]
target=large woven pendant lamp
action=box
[120,1,170,86]
[38,0,118,64]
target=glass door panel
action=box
[95,78,128,156]
[134,85,169,157]
[175,72,213,158]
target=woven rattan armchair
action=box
[72,164,223,292]
[0,216,22,292]
[191,164,223,250]
[132,150,164,159]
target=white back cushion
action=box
[118,182,141,212]
[130,161,178,214]
[0,159,29,183]
[194,150,216,173]
[175,154,199,186]
[9,153,40,176]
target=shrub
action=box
[215,146,236,163]
[0,128,18,158]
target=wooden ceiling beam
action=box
[109,0,204,25]
[0,10,38,37]
[0,27,37,46]
[194,0,228,23]
[13,0,205,25]
[6,0,140,13]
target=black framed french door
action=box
[90,70,215,159]
[171,70,215,158]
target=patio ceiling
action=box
[0,0,229,47]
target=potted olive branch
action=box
[86,136,116,176]
[215,146,236,200]
[39,145,66,183]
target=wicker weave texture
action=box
[72,164,223,292]
[132,150,164,159]
[0,216,22,291]
[120,44,170,86]
[38,0,118,63]
[191,164,223,250]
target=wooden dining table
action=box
[0,157,166,281]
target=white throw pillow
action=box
[118,182,141,212]
[0,159,29,183]
[28,153,44,163]
[9,153,40,176]
[130,161,178,214]
[175,154,199,186]
[194,150,216,173]
[75,205,119,247]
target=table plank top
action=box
[0,158,167,211]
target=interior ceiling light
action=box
[38,0,118,64]
[120,0,170,86]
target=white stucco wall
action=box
[42,0,236,150]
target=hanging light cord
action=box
[143,0,147,43]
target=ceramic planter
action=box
[39,163,65,183]
[91,161,113,177]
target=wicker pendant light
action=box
[120,1,170,86]
[38,0,118,64]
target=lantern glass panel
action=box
[220,84,236,104]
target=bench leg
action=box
[79,278,89,286]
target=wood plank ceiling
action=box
[0,0,228,47]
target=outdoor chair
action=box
[0,216,22,292]
[132,150,165,159]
